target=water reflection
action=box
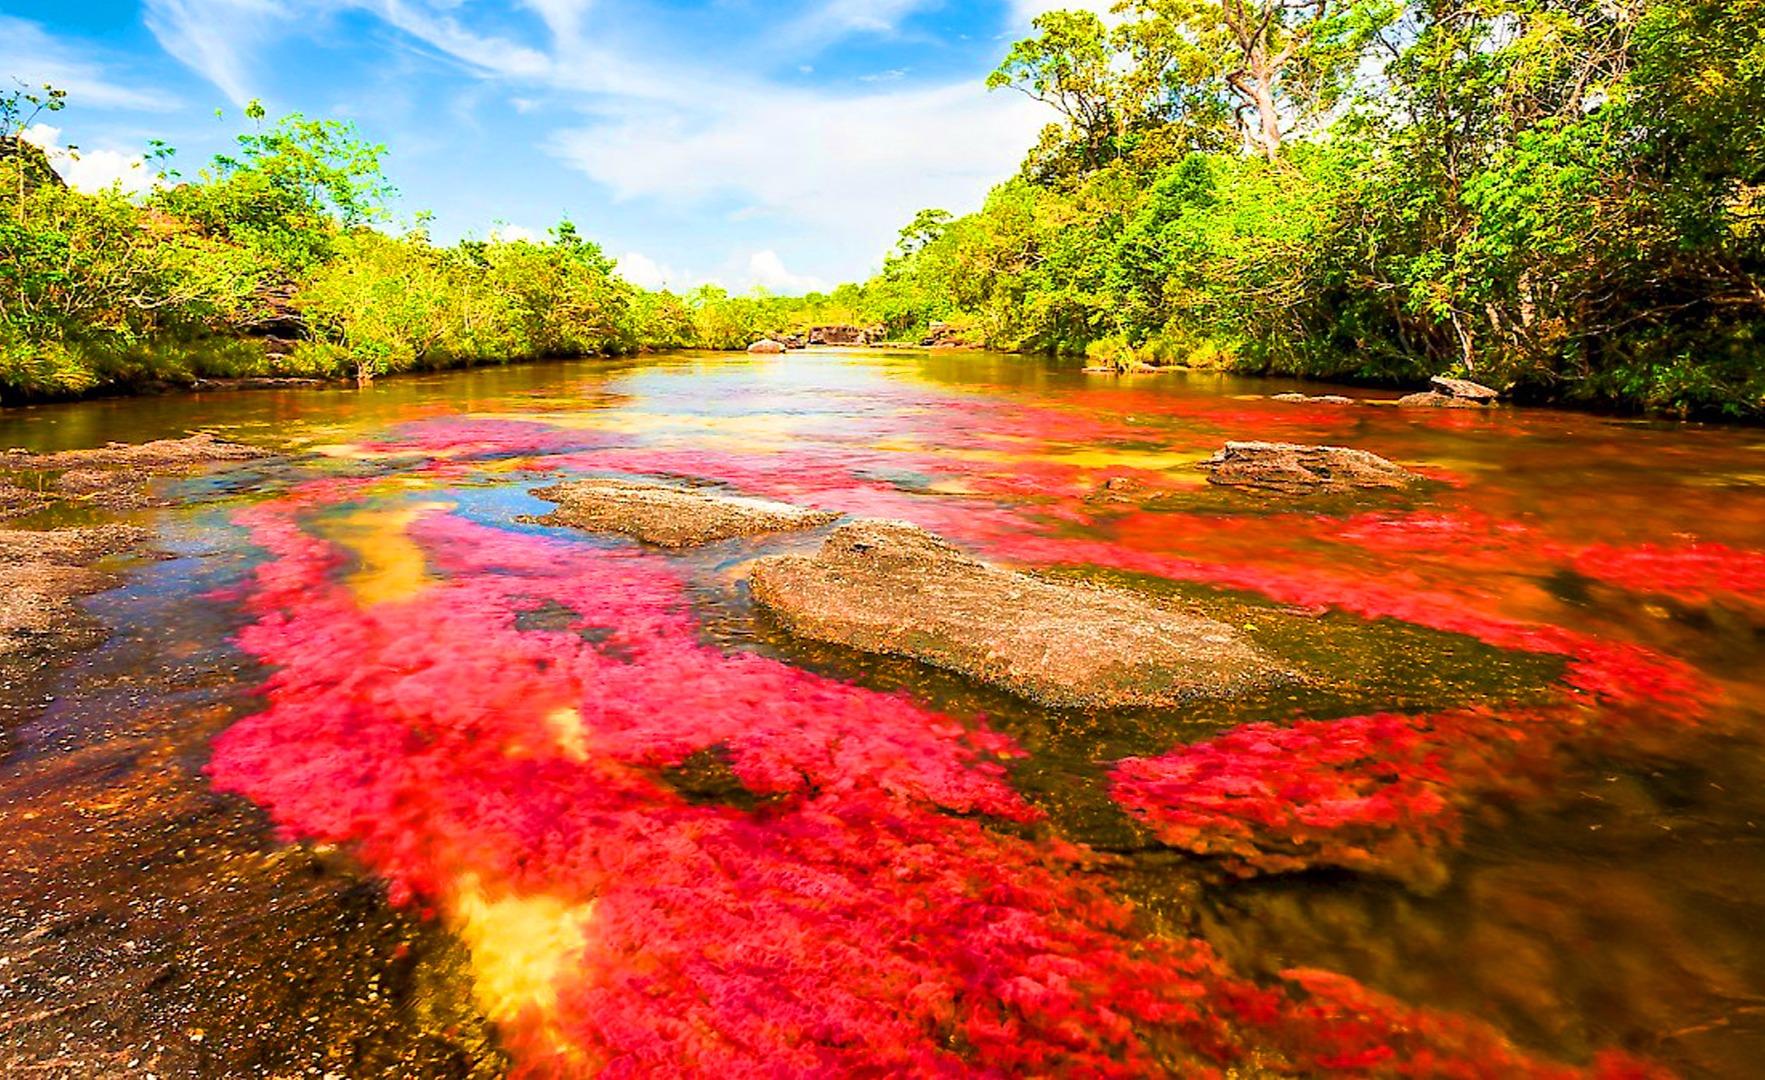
[2,350,1762,1076]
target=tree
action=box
[1126,0,1387,159]
[1,82,69,218]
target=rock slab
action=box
[1201,442,1420,494]
[749,520,1288,708]
[529,478,840,548]
[1430,375,1500,402]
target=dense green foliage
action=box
[861,0,1765,416]
[0,96,847,399]
[4,1,1761,415]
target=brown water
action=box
[2,350,1763,1077]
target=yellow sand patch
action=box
[315,500,455,606]
[546,707,590,763]
[452,878,596,1058]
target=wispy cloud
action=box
[774,0,938,51]
[21,124,157,195]
[0,16,181,111]
[549,81,1041,244]
[131,0,1050,282]
[142,0,292,106]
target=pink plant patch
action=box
[205,486,1663,1076]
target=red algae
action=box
[204,484,1662,1077]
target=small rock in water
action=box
[1429,375,1501,402]
[750,519,1289,708]
[1272,393,1356,405]
[1201,441,1421,494]
[527,478,839,548]
[747,339,788,354]
[1396,391,1489,410]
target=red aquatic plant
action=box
[206,487,1663,1076]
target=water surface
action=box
[3,350,1763,1076]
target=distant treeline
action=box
[4,0,1762,415]
[855,0,1765,418]
[0,94,862,399]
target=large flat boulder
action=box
[528,479,840,548]
[5,432,269,469]
[1430,375,1500,402]
[1201,442,1420,494]
[0,482,48,520]
[0,526,149,658]
[749,520,1288,708]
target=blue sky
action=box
[0,0,1109,291]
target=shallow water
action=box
[2,350,1763,1076]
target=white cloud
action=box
[142,0,290,106]
[21,124,157,196]
[490,224,542,243]
[550,82,1043,268]
[1008,1,1121,25]
[0,16,181,111]
[132,0,1054,281]
[616,250,684,291]
[776,0,935,51]
[742,250,826,294]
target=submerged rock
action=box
[6,432,270,469]
[1396,391,1489,410]
[0,525,149,657]
[749,520,1288,708]
[1273,392,1356,405]
[528,478,840,548]
[3,433,269,512]
[747,339,788,355]
[0,482,48,520]
[1201,441,1421,494]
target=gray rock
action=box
[1429,376,1500,402]
[750,520,1289,708]
[528,478,839,548]
[1273,393,1356,405]
[1201,441,1421,494]
[1397,391,1489,410]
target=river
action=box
[2,349,1762,1077]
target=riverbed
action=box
[2,350,1762,1077]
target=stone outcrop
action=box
[1201,442,1421,494]
[0,135,66,195]
[4,433,272,511]
[0,482,49,520]
[921,322,981,349]
[527,478,840,548]
[1273,393,1356,405]
[1430,375,1500,402]
[747,339,788,355]
[6,432,269,469]
[1396,392,1487,409]
[808,325,881,347]
[0,525,148,659]
[1397,376,1501,409]
[749,520,1289,708]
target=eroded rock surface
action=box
[1431,375,1501,402]
[4,433,271,510]
[0,525,149,658]
[1201,442,1421,494]
[750,520,1289,708]
[7,432,270,469]
[747,339,788,355]
[0,481,48,520]
[528,478,840,548]
[1273,393,1356,405]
